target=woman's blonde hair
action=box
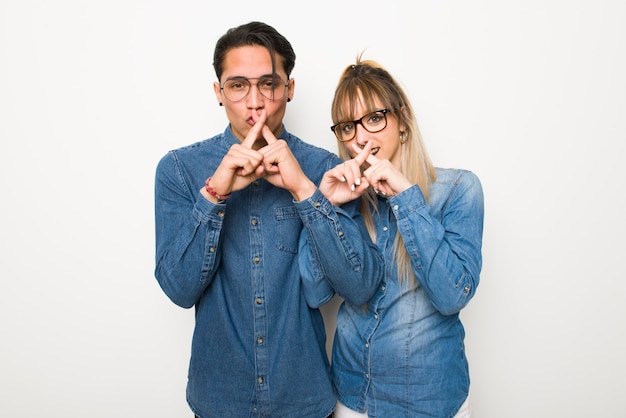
[331,54,436,284]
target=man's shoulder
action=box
[156,132,229,174]
[286,133,336,159]
[170,133,224,155]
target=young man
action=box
[154,22,382,418]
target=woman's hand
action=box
[353,143,412,197]
[319,141,374,206]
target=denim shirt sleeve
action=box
[298,229,334,308]
[296,190,383,307]
[391,171,484,315]
[154,151,225,308]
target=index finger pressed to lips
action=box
[241,111,267,149]
[351,141,375,166]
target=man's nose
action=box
[246,84,264,108]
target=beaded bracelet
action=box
[205,177,231,201]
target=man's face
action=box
[214,45,294,142]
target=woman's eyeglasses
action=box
[330,109,390,142]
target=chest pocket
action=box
[274,206,302,254]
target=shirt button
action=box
[338,231,344,237]
[314,201,321,208]
[251,218,258,226]
[365,343,369,348]
[383,226,388,231]
[257,336,264,344]
[256,298,263,304]
[257,376,264,383]
[464,285,471,294]
[218,211,225,217]
[374,313,379,319]
[253,256,260,264]
[393,205,399,211]
[209,247,216,253]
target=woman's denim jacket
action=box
[301,168,484,417]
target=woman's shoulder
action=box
[431,167,484,207]
[434,167,480,184]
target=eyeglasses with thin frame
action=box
[330,109,390,142]
[220,76,289,102]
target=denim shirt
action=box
[301,168,484,417]
[154,126,383,418]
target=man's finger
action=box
[261,125,278,145]
[241,111,267,149]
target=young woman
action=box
[302,57,484,417]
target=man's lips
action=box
[248,112,266,126]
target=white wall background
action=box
[1,0,625,416]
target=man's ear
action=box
[213,81,223,106]
[287,78,295,103]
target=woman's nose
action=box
[353,124,370,147]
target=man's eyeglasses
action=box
[220,76,289,102]
[330,109,390,142]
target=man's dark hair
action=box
[213,21,296,81]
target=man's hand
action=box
[258,125,316,201]
[200,111,269,202]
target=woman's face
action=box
[340,98,405,170]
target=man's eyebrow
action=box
[224,74,276,80]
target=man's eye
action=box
[260,79,275,89]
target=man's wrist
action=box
[204,177,231,202]
[291,180,317,202]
